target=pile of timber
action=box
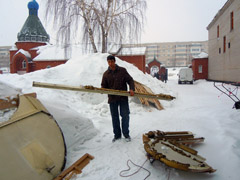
[134,81,164,110]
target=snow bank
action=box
[0,52,173,163]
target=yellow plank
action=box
[33,82,175,101]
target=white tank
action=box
[0,95,66,180]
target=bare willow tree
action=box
[45,0,146,53]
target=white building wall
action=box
[0,46,11,69]
[208,0,240,82]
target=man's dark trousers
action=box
[109,100,130,139]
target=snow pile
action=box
[1,53,174,112]
[34,44,69,61]
[0,81,22,99]
[0,52,174,167]
[16,49,31,58]
[118,47,146,55]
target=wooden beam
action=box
[32,81,175,101]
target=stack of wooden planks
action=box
[134,81,164,110]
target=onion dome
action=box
[17,0,50,43]
[28,0,39,15]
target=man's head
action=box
[107,55,116,70]
[107,55,115,61]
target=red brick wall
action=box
[15,42,44,59]
[192,58,208,80]
[15,42,46,52]
[33,61,67,71]
[117,55,146,73]
[10,52,30,73]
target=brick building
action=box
[109,46,146,73]
[10,0,67,74]
[146,56,161,76]
[192,52,208,80]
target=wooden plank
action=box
[145,130,204,144]
[134,83,150,106]
[134,81,164,110]
[54,153,94,180]
[32,81,175,101]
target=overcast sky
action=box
[0,0,227,46]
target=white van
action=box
[178,68,193,84]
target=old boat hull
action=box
[0,95,66,180]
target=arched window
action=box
[22,60,26,69]
[150,65,159,76]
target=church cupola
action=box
[17,0,50,43]
[28,0,39,15]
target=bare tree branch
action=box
[44,0,146,53]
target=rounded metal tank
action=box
[0,95,66,180]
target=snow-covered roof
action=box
[33,44,69,61]
[118,47,146,55]
[193,52,208,59]
[15,49,31,58]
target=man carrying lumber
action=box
[101,55,135,142]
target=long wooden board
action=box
[32,81,175,101]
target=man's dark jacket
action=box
[101,65,135,103]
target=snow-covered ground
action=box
[0,53,240,180]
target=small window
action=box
[223,36,226,53]
[219,48,221,54]
[217,25,220,38]
[228,42,231,48]
[230,11,234,31]
[22,60,26,69]
[198,65,203,73]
